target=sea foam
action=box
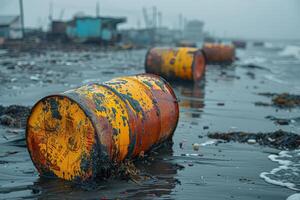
[260,150,300,191]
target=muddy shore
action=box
[1,42,300,199]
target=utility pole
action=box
[19,0,25,38]
[96,1,100,17]
[158,11,162,28]
[49,1,53,22]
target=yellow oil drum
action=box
[202,43,235,64]
[145,47,206,82]
[26,74,179,181]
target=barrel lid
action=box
[26,95,97,181]
[192,50,206,81]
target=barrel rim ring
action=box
[25,93,99,180]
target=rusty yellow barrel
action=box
[145,47,206,82]
[202,43,235,64]
[26,74,179,181]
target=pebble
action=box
[192,143,200,151]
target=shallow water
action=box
[0,41,300,199]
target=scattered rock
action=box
[254,102,271,107]
[208,130,300,150]
[265,116,291,125]
[203,126,209,130]
[246,71,255,79]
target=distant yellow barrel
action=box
[202,43,235,64]
[26,74,179,181]
[145,47,206,82]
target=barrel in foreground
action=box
[145,47,206,82]
[26,74,179,181]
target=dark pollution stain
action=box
[48,98,62,120]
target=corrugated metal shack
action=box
[65,16,126,44]
[0,16,23,39]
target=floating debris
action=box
[208,130,300,150]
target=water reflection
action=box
[172,82,205,119]
[31,142,180,199]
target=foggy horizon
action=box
[1,0,300,41]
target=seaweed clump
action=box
[208,130,300,150]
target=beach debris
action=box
[247,139,256,144]
[217,102,225,106]
[192,143,200,151]
[272,93,300,108]
[203,126,209,130]
[179,142,184,149]
[208,130,300,150]
[256,93,300,108]
[265,115,299,125]
[0,105,31,128]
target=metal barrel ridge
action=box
[26,74,179,181]
[145,47,206,82]
[202,43,236,65]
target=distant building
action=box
[121,27,183,46]
[63,16,126,44]
[183,20,204,42]
[0,16,23,39]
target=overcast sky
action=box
[1,0,299,40]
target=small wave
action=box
[200,140,218,146]
[240,57,267,65]
[260,150,300,191]
[279,46,300,60]
[264,74,287,84]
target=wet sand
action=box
[0,42,299,199]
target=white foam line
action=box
[286,193,300,200]
[260,172,299,191]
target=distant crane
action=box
[59,8,65,20]
[142,7,151,28]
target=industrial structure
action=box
[0,16,23,39]
[50,16,126,44]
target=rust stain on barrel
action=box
[26,74,179,181]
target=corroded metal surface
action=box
[26,74,179,181]
[202,43,236,64]
[145,47,206,82]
